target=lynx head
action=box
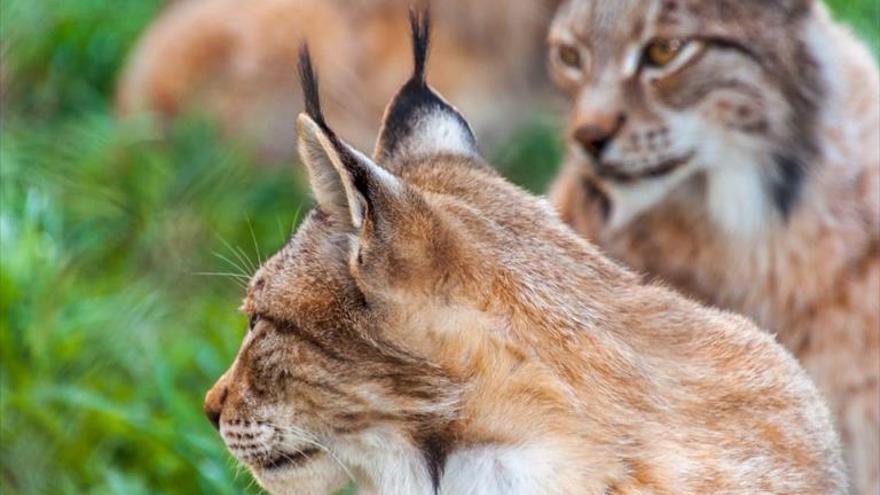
[549,0,824,236]
[203,9,500,494]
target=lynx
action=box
[204,9,845,495]
[116,0,560,160]
[548,1,879,493]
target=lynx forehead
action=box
[549,0,822,236]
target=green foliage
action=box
[1,111,305,493]
[0,0,876,493]
[2,0,164,118]
[825,0,880,55]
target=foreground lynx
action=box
[548,1,879,492]
[204,10,845,495]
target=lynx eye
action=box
[643,38,687,67]
[557,44,582,70]
[248,314,261,331]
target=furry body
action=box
[204,9,847,495]
[549,1,879,492]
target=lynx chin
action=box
[549,1,879,493]
[205,7,846,495]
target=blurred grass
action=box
[826,0,880,55]
[0,0,876,493]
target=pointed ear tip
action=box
[296,112,314,130]
[297,113,324,140]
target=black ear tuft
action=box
[374,3,479,163]
[409,5,431,85]
[298,43,329,130]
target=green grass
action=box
[0,0,876,493]
[826,0,880,55]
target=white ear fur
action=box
[297,113,400,229]
[374,86,480,164]
[297,114,363,227]
[404,104,479,158]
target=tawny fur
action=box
[549,1,879,492]
[204,10,846,494]
[116,0,561,160]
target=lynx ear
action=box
[298,114,403,229]
[374,7,479,164]
[297,46,401,230]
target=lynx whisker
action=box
[193,271,251,280]
[225,453,248,481]
[269,423,356,483]
[291,202,305,236]
[193,272,249,289]
[216,234,257,275]
[275,215,286,245]
[244,473,260,493]
[246,216,264,267]
[236,246,258,274]
[212,251,250,277]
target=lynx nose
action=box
[573,113,626,159]
[204,382,229,431]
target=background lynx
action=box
[203,10,844,495]
[115,0,561,160]
[548,1,879,493]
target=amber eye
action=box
[643,38,687,67]
[557,45,582,70]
